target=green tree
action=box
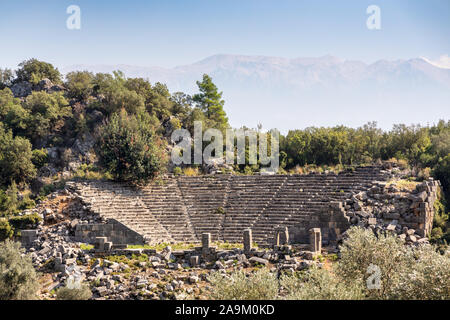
[0,88,29,134]
[65,71,94,100]
[0,219,13,241]
[91,71,145,115]
[97,110,167,184]
[0,68,14,89]
[0,240,40,300]
[192,74,229,133]
[336,227,410,300]
[22,91,71,142]
[434,154,450,210]
[16,58,62,85]
[280,266,364,300]
[0,124,36,186]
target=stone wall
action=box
[74,219,145,245]
[343,179,441,238]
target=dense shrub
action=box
[0,88,29,136]
[172,167,182,175]
[8,213,41,230]
[0,240,39,300]
[335,227,450,300]
[0,68,14,89]
[22,91,71,142]
[65,71,94,100]
[0,124,36,186]
[208,227,450,300]
[97,110,167,184]
[390,245,450,299]
[91,71,145,115]
[16,58,62,85]
[0,219,13,241]
[336,227,410,299]
[434,154,450,210]
[56,284,92,300]
[208,268,279,300]
[280,266,364,300]
[31,148,49,169]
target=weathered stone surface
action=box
[249,257,269,266]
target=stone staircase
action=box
[73,181,174,244]
[177,175,232,241]
[71,165,391,246]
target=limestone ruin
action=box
[64,164,441,248]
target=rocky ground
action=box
[25,219,329,300]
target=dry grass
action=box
[386,179,419,191]
[182,167,199,176]
[128,241,248,251]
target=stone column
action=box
[243,229,253,253]
[95,237,107,252]
[202,233,211,250]
[309,228,322,254]
[281,227,289,245]
[190,255,199,267]
[273,231,280,247]
[201,233,212,259]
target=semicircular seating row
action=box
[74,166,389,246]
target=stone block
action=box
[202,233,211,250]
[243,229,253,253]
[309,228,322,254]
[189,255,199,267]
[249,257,269,266]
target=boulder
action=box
[248,257,269,266]
[11,81,32,97]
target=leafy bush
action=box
[8,213,41,230]
[336,227,410,299]
[434,154,450,211]
[31,148,49,169]
[65,71,94,100]
[91,71,145,115]
[208,228,450,300]
[0,88,29,135]
[0,68,14,89]
[0,124,36,186]
[173,167,182,175]
[0,240,39,300]
[0,219,13,241]
[335,227,450,300]
[16,58,62,85]
[56,284,92,300]
[97,110,167,184]
[280,266,364,300]
[208,268,279,300]
[22,91,71,142]
[390,245,450,299]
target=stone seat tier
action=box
[72,166,389,246]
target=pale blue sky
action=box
[0,0,449,69]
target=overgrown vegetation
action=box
[209,227,450,300]
[56,283,92,300]
[97,110,167,184]
[0,240,39,300]
[208,268,279,300]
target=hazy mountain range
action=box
[62,55,450,133]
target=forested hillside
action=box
[0,59,449,243]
